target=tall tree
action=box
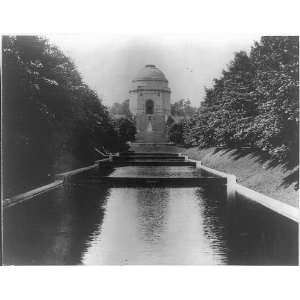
[181,36,299,173]
[2,35,126,197]
[250,36,299,167]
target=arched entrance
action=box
[145,100,154,133]
[145,99,154,115]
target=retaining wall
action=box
[3,159,110,209]
[3,180,63,208]
[186,156,299,223]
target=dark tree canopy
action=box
[2,35,130,197]
[180,36,299,186]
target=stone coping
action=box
[187,156,299,224]
[55,163,99,181]
[236,184,299,223]
[3,180,63,208]
[3,159,111,208]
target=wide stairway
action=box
[111,152,194,166]
[71,151,226,187]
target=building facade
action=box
[129,65,171,143]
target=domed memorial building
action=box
[129,65,171,143]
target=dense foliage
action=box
[169,120,186,145]
[109,99,136,143]
[168,99,197,144]
[113,117,136,145]
[182,37,299,174]
[2,36,129,196]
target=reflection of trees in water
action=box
[60,184,110,264]
[195,186,229,264]
[225,194,298,265]
[197,186,298,265]
[3,184,110,265]
[136,187,169,243]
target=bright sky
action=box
[48,34,261,107]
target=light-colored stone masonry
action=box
[129,65,171,143]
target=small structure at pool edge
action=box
[129,65,171,143]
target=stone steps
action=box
[111,161,196,167]
[113,156,185,161]
[73,176,226,187]
[119,152,179,156]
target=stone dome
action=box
[133,65,168,82]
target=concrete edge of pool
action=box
[3,180,64,208]
[3,154,300,224]
[186,157,299,224]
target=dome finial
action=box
[145,64,156,68]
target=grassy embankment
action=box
[130,144,299,207]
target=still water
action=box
[3,167,298,265]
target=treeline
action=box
[2,36,130,197]
[168,99,197,144]
[178,36,299,171]
[109,99,137,143]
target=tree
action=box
[215,51,257,147]
[250,36,299,167]
[180,36,299,174]
[169,120,186,145]
[2,35,129,197]
[114,118,136,145]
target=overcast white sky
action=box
[48,34,261,107]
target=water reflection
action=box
[3,178,298,265]
[136,188,169,243]
[83,188,140,264]
[162,188,226,264]
[82,187,227,265]
[194,187,229,264]
[3,184,109,265]
[199,186,298,265]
